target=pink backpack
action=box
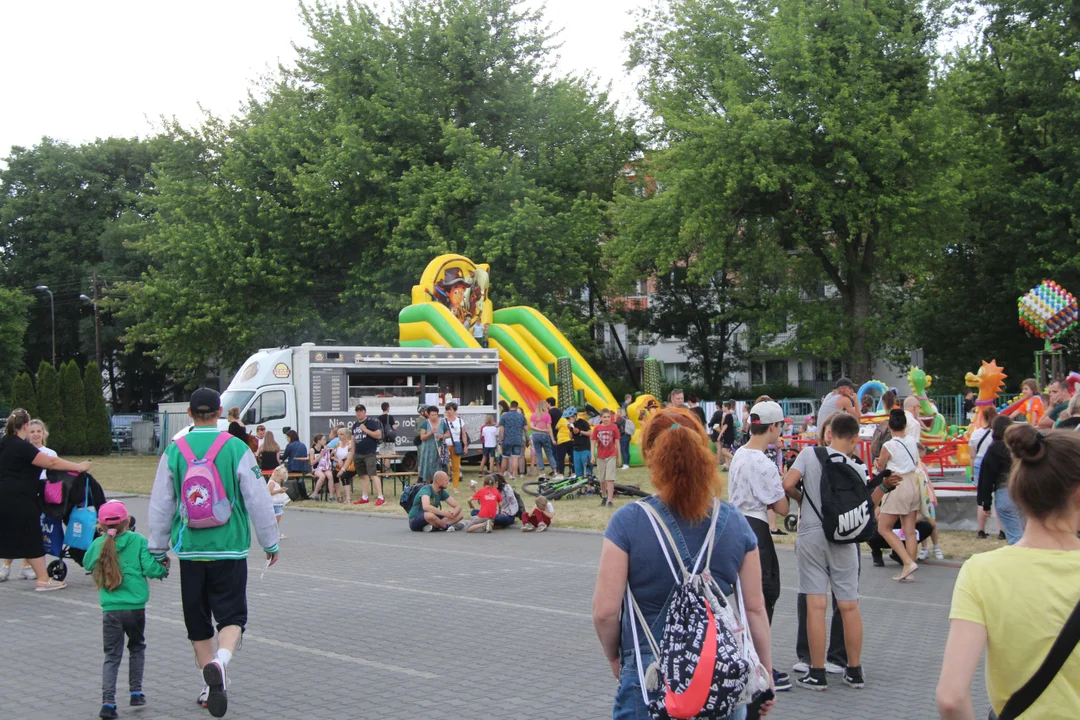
[175,432,234,529]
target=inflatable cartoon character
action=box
[964,360,1006,432]
[908,367,948,440]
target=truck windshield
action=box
[220,390,255,415]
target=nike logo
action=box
[663,599,718,718]
[835,504,871,539]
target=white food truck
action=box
[219,345,502,470]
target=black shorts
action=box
[179,559,248,641]
[338,470,355,487]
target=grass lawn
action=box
[90,455,1001,559]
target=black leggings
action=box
[866,518,934,554]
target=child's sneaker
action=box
[521,524,534,532]
[796,669,828,691]
[933,545,944,560]
[484,519,493,533]
[203,659,228,718]
[197,686,209,708]
[917,546,929,561]
[843,666,866,689]
[537,522,548,532]
[130,693,146,706]
[99,703,118,719]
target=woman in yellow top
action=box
[936,423,1080,719]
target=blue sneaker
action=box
[99,704,118,719]
[773,669,792,692]
[130,692,146,706]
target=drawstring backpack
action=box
[625,499,771,719]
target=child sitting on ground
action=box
[83,501,169,719]
[521,495,555,532]
[267,465,291,539]
[467,476,503,533]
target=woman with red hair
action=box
[592,408,776,719]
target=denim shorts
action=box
[482,447,496,461]
[502,443,523,457]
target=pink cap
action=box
[98,501,129,526]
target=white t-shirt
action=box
[727,447,785,523]
[37,446,57,479]
[481,425,499,448]
[968,428,993,462]
[884,434,919,474]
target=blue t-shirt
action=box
[498,411,527,446]
[605,497,757,654]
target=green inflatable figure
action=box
[907,366,948,440]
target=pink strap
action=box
[175,432,232,463]
[174,435,196,463]
[203,432,233,463]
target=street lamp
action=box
[34,285,55,366]
[79,293,101,366]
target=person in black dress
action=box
[258,430,282,472]
[0,409,92,590]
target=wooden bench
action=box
[378,471,418,495]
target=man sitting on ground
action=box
[408,471,465,532]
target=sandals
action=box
[34,579,66,592]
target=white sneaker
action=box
[421,524,434,533]
[484,519,493,533]
[933,546,944,560]
[792,662,809,673]
[203,659,228,718]
[21,565,35,580]
[537,522,548,532]
[521,524,534,532]
[0,564,9,582]
[825,662,845,674]
[446,524,457,533]
[917,546,929,561]
[621,464,629,470]
[553,474,565,481]
[197,685,209,708]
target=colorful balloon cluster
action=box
[1018,280,1078,340]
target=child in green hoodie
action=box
[83,501,168,719]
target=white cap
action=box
[749,401,785,425]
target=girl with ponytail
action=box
[592,407,776,718]
[84,501,169,718]
[937,424,1080,719]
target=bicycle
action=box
[521,473,650,501]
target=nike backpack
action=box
[626,499,770,719]
[805,447,878,544]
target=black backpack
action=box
[381,416,398,443]
[803,447,877,544]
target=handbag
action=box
[64,476,97,551]
[989,596,1080,720]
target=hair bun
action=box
[1005,423,1046,463]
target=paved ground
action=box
[0,497,988,720]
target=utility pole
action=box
[35,285,55,366]
[79,272,102,366]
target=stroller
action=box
[40,470,108,582]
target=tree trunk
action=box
[846,279,873,383]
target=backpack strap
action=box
[173,435,197,464]
[203,432,233,463]
[998,596,1080,720]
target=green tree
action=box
[35,361,62,451]
[118,0,636,384]
[60,360,87,454]
[10,372,36,418]
[83,360,111,454]
[909,0,1080,388]
[0,286,31,386]
[627,0,960,381]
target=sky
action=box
[0,0,645,159]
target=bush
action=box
[84,361,111,454]
[731,382,806,402]
[35,361,62,451]
[10,372,37,419]
[61,360,87,455]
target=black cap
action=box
[189,388,221,413]
[835,377,856,389]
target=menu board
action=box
[310,368,346,412]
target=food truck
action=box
[220,345,502,470]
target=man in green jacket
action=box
[148,388,279,718]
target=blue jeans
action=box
[573,449,591,477]
[994,488,1024,544]
[620,435,632,466]
[532,432,555,471]
[614,650,746,720]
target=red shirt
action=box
[592,423,621,459]
[471,487,504,519]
